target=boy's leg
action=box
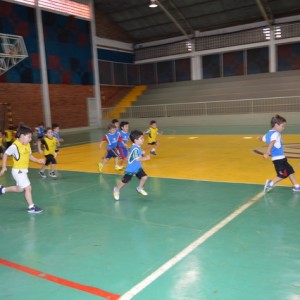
[288,174,300,191]
[150,142,159,155]
[39,165,47,178]
[98,157,108,172]
[137,175,148,196]
[24,185,43,213]
[138,175,148,189]
[113,174,132,200]
[24,185,34,206]
[1,185,22,193]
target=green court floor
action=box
[1,126,300,300]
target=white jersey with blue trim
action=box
[262,129,285,160]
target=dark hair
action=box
[120,121,129,129]
[112,119,119,124]
[52,123,59,130]
[270,114,286,127]
[130,130,143,143]
[45,127,52,134]
[16,125,33,138]
[150,120,156,125]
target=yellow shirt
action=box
[42,137,57,155]
[11,140,31,169]
[146,127,158,143]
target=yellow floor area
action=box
[17,134,300,187]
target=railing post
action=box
[164,104,167,117]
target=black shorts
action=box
[45,154,56,166]
[121,168,147,183]
[273,158,294,179]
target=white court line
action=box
[120,190,265,300]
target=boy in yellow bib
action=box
[144,120,163,155]
[37,127,58,178]
[0,125,45,213]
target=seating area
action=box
[100,85,133,108]
[133,70,300,106]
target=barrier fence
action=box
[102,96,300,119]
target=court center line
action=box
[120,190,265,300]
[0,258,120,300]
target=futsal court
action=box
[1,125,300,300]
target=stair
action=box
[105,85,147,119]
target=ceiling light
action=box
[186,40,192,52]
[149,0,158,8]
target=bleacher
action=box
[133,70,300,106]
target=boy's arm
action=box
[0,152,9,175]
[30,154,45,164]
[37,140,43,154]
[99,136,108,149]
[263,140,276,159]
[136,154,150,162]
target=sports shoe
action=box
[39,171,46,178]
[27,205,43,214]
[264,179,273,193]
[0,185,4,195]
[98,163,103,172]
[150,150,156,155]
[113,187,120,200]
[136,187,148,196]
[49,172,57,178]
[115,165,123,170]
[292,186,300,192]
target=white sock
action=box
[28,204,34,209]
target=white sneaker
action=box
[264,179,273,193]
[136,187,148,196]
[113,187,120,200]
[49,172,57,178]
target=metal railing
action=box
[102,96,300,119]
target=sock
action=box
[28,204,34,209]
[2,187,6,194]
[151,148,155,152]
[295,184,299,188]
[270,181,274,186]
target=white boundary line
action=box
[120,190,265,300]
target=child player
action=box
[113,130,150,201]
[260,114,300,193]
[0,124,45,213]
[37,127,58,178]
[98,123,125,172]
[52,124,64,157]
[144,120,162,155]
[118,121,130,168]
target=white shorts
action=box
[12,168,30,189]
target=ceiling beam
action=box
[255,0,274,28]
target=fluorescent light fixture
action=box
[263,27,271,40]
[274,26,281,38]
[149,0,158,8]
[186,40,192,52]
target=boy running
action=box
[113,130,150,200]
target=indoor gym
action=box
[1,123,300,300]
